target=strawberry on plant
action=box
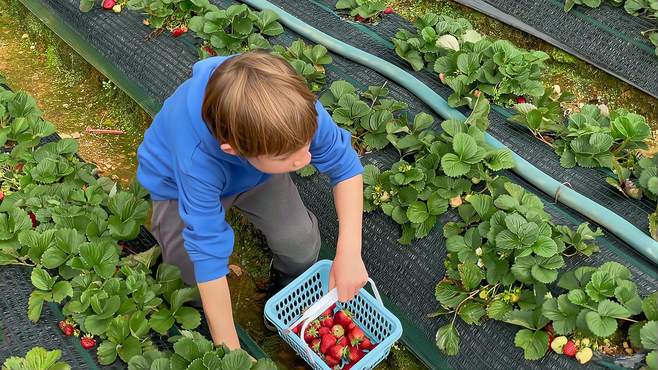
[384,6,394,14]
[171,26,188,38]
[334,310,353,327]
[563,340,577,357]
[355,15,365,22]
[58,320,68,332]
[80,335,96,349]
[112,4,121,13]
[331,324,345,338]
[62,325,74,336]
[576,348,593,364]
[102,0,115,9]
[516,96,527,104]
[28,212,37,228]
[321,334,336,354]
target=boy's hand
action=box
[329,248,368,302]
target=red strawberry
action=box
[383,6,394,14]
[348,345,364,362]
[102,0,115,9]
[344,365,354,370]
[292,323,301,335]
[327,344,348,360]
[334,310,353,327]
[319,326,330,336]
[355,15,364,22]
[320,315,334,328]
[548,333,554,351]
[304,326,319,343]
[171,26,188,38]
[359,338,373,350]
[320,334,336,354]
[545,323,554,336]
[336,336,348,347]
[58,320,68,332]
[516,96,527,104]
[348,327,365,346]
[324,355,340,367]
[28,212,38,228]
[80,335,96,349]
[563,340,577,357]
[310,338,321,354]
[15,163,24,172]
[331,324,345,338]
[0,191,4,201]
[63,325,74,336]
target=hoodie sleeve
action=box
[175,166,233,283]
[310,101,364,186]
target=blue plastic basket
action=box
[264,260,403,370]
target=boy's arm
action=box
[198,277,240,349]
[330,174,368,302]
[310,102,368,302]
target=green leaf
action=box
[468,194,492,217]
[97,341,118,365]
[407,201,429,223]
[117,336,143,363]
[628,321,646,349]
[585,310,618,338]
[175,307,201,329]
[85,315,112,336]
[541,295,579,335]
[363,165,380,185]
[435,281,467,308]
[79,240,119,279]
[427,193,449,216]
[614,280,643,315]
[487,299,512,320]
[31,268,55,291]
[51,281,73,303]
[485,149,515,171]
[435,323,460,356]
[452,132,478,159]
[514,329,548,360]
[585,271,616,302]
[641,321,658,350]
[441,153,470,177]
[459,302,486,325]
[220,349,252,370]
[21,347,69,370]
[643,292,658,321]
[149,308,175,335]
[27,291,46,322]
[459,261,483,291]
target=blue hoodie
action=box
[137,56,363,283]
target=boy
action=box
[137,51,368,349]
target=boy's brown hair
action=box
[202,51,318,157]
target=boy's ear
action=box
[220,143,238,156]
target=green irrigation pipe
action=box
[241,0,658,267]
[14,0,268,360]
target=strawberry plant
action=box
[364,99,515,244]
[2,347,70,370]
[335,0,388,21]
[433,177,606,359]
[320,81,409,153]
[507,87,575,145]
[126,330,278,369]
[188,4,284,56]
[433,38,549,107]
[273,39,332,92]
[392,14,475,71]
[0,88,56,148]
[124,0,213,31]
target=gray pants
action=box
[151,174,321,286]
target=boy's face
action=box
[221,143,312,174]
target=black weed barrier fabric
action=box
[14,0,658,369]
